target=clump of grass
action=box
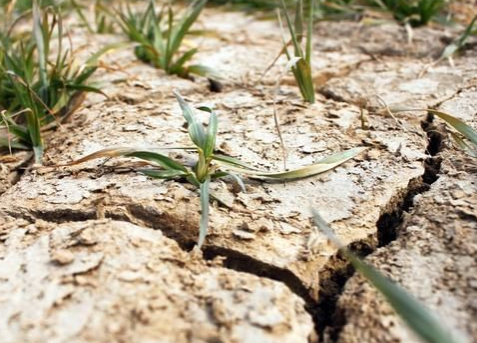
[274,0,316,103]
[0,1,111,163]
[312,209,463,343]
[57,92,364,248]
[366,0,447,26]
[114,0,219,81]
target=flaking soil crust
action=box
[1,6,476,343]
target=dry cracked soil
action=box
[0,5,476,343]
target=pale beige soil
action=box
[0,7,476,343]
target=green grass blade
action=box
[441,14,477,59]
[203,111,218,159]
[32,0,48,92]
[306,0,315,64]
[427,109,477,146]
[0,136,30,150]
[293,58,315,103]
[311,209,462,343]
[449,132,477,158]
[139,169,188,179]
[198,175,211,248]
[56,147,187,173]
[186,64,221,80]
[294,0,304,42]
[174,91,206,149]
[216,147,364,179]
[280,0,304,59]
[168,0,207,61]
[126,151,188,172]
[212,154,260,170]
[169,48,198,74]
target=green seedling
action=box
[0,0,112,163]
[273,0,316,103]
[367,0,447,26]
[57,92,364,248]
[114,0,218,81]
[312,209,463,343]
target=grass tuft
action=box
[113,0,219,81]
[0,0,112,163]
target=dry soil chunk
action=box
[0,219,314,343]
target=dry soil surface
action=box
[0,7,476,343]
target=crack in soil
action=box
[320,111,446,343]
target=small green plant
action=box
[312,209,462,343]
[276,0,316,103]
[0,1,110,163]
[57,92,364,248]
[114,0,218,81]
[366,0,447,26]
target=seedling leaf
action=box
[198,175,211,249]
[174,91,206,149]
[216,147,365,179]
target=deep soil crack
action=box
[321,111,446,342]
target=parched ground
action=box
[0,6,476,343]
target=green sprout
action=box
[57,92,364,248]
[312,209,462,343]
[114,0,219,81]
[277,0,316,103]
[0,0,110,163]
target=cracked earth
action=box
[0,7,476,343]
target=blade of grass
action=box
[174,91,206,149]
[427,109,477,146]
[198,175,211,249]
[203,110,218,159]
[216,147,365,179]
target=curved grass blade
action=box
[0,135,30,150]
[449,132,477,158]
[54,147,186,172]
[204,111,218,158]
[187,64,221,80]
[311,209,462,343]
[216,147,365,180]
[127,151,188,172]
[139,169,189,179]
[426,109,477,146]
[169,0,207,59]
[212,154,261,171]
[174,91,206,148]
[198,175,211,249]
